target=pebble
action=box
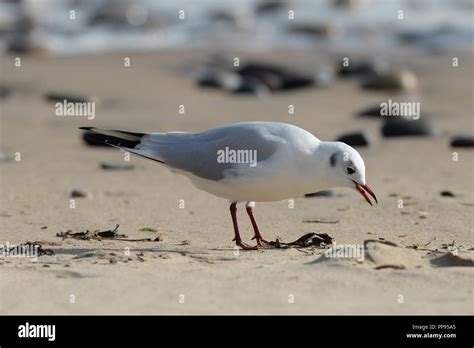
[418,211,428,219]
[230,77,271,96]
[237,62,316,90]
[6,34,45,55]
[333,0,369,9]
[336,131,372,146]
[197,69,237,89]
[199,61,322,95]
[44,93,91,104]
[208,10,237,25]
[337,60,387,78]
[88,3,161,29]
[381,118,436,137]
[440,190,456,197]
[361,69,418,90]
[450,135,474,148]
[70,190,89,198]
[356,104,383,118]
[288,22,343,38]
[0,151,14,162]
[0,85,13,99]
[197,72,221,88]
[255,0,288,15]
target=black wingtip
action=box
[79,127,94,131]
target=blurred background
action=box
[1,0,473,55]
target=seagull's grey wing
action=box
[126,123,285,181]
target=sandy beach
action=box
[1,46,473,314]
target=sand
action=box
[0,49,473,314]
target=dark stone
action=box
[6,34,32,54]
[397,30,427,45]
[450,135,474,148]
[87,5,129,27]
[279,74,316,90]
[255,0,287,15]
[237,62,315,91]
[0,151,13,162]
[305,190,335,198]
[11,16,35,35]
[197,69,232,88]
[0,86,13,99]
[230,77,271,95]
[440,190,456,197]
[197,72,222,88]
[238,63,285,78]
[381,118,436,137]
[87,3,160,29]
[208,10,237,25]
[45,93,90,104]
[5,15,36,54]
[70,190,88,198]
[356,104,383,118]
[336,131,372,146]
[197,59,323,94]
[333,0,367,9]
[287,23,341,38]
[337,60,388,78]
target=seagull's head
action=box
[322,142,378,206]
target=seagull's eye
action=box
[345,166,355,175]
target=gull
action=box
[80,122,377,249]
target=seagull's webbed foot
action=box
[251,235,270,247]
[233,238,258,250]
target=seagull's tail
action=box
[79,127,146,148]
[79,127,167,164]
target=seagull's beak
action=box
[353,180,378,206]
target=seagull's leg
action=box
[246,202,269,247]
[230,202,256,250]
